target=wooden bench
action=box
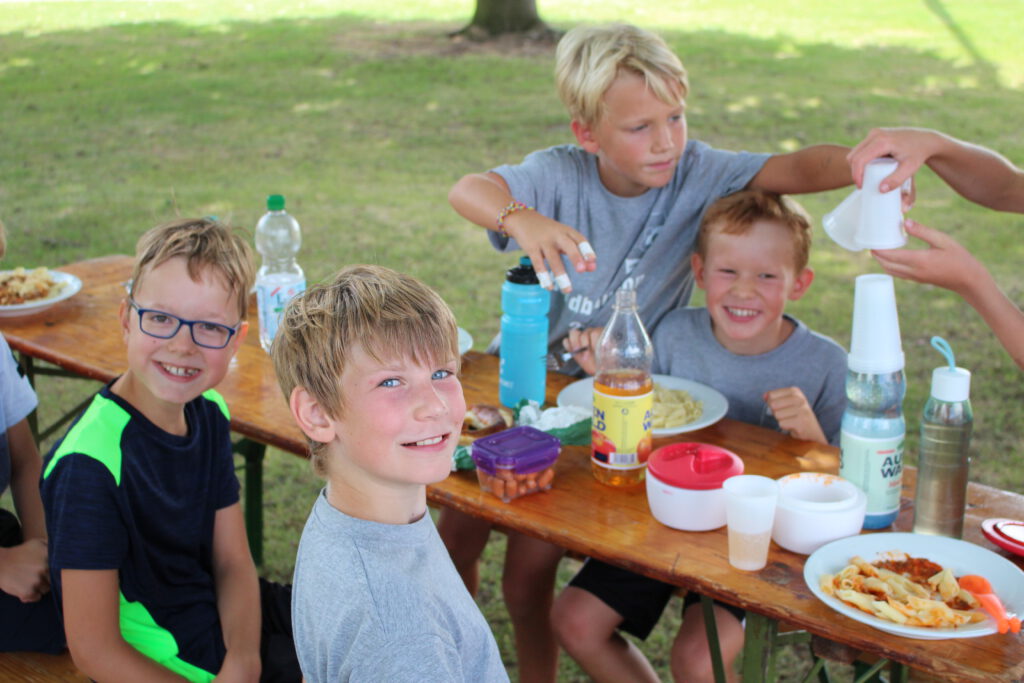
[0,651,88,682]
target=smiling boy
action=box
[41,218,298,682]
[553,190,846,682]
[271,265,508,683]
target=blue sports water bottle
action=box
[839,274,906,530]
[499,257,550,408]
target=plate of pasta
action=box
[805,532,1024,639]
[556,374,728,436]
[0,269,82,317]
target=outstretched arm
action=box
[747,144,853,194]
[873,220,1024,370]
[448,172,596,293]
[849,128,1024,212]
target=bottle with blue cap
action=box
[912,337,973,538]
[839,274,906,529]
[499,257,550,408]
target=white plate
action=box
[804,532,1024,639]
[0,270,83,318]
[457,327,473,355]
[556,374,728,436]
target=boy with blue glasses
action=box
[41,218,299,682]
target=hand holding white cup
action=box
[723,474,779,571]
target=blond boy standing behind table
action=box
[271,265,508,683]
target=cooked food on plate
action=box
[651,383,703,429]
[819,552,987,628]
[0,267,62,305]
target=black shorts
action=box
[568,558,746,640]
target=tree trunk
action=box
[453,0,557,41]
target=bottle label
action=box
[839,430,904,517]
[257,278,306,344]
[591,389,653,469]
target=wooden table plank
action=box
[4,256,1023,682]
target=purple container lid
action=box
[471,425,561,475]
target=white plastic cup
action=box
[858,158,906,249]
[723,474,779,571]
[821,189,863,251]
[849,273,905,374]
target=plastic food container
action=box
[471,425,561,502]
[645,442,744,531]
[771,472,867,555]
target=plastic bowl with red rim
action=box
[645,442,744,531]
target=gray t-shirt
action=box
[292,490,509,683]
[490,141,770,362]
[0,335,38,496]
[652,308,847,445]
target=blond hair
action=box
[270,264,459,475]
[555,24,689,125]
[697,190,813,272]
[130,218,255,320]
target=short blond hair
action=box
[130,218,255,319]
[697,190,813,272]
[555,24,689,126]
[271,264,459,475]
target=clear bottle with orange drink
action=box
[591,288,654,487]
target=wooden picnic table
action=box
[3,255,1023,682]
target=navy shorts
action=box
[568,558,746,640]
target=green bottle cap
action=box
[267,194,285,211]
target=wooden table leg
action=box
[234,438,265,566]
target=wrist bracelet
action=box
[496,200,533,237]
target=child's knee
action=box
[550,588,615,651]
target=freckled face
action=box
[694,220,811,356]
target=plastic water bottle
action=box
[499,257,550,408]
[591,288,654,488]
[255,194,305,352]
[912,337,973,538]
[839,274,906,529]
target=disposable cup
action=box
[848,273,904,374]
[723,474,779,571]
[822,158,906,251]
[857,158,906,249]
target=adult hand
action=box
[871,220,982,296]
[763,387,827,445]
[503,212,597,293]
[847,127,943,192]
[0,538,50,602]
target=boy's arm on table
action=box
[211,502,261,683]
[62,568,191,682]
[448,171,596,292]
[873,220,1024,370]
[848,127,1024,213]
[747,144,853,194]
[763,387,828,445]
[0,417,50,602]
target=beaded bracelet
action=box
[496,200,534,237]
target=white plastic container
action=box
[645,443,744,531]
[771,473,867,555]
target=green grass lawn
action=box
[3,1,1022,680]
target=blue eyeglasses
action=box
[129,299,240,349]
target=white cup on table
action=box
[723,474,779,571]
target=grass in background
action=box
[2,1,1021,680]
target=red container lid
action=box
[647,442,743,490]
[472,425,561,475]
